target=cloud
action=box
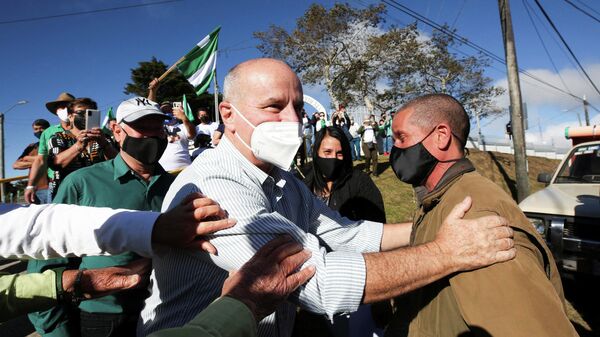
[493,63,600,109]
[476,63,600,149]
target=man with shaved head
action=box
[140,59,516,337]
[387,93,576,336]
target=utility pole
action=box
[498,0,530,202]
[0,100,28,202]
[475,110,484,151]
[583,95,590,126]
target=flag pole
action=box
[213,70,220,124]
[158,55,186,82]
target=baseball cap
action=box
[116,97,169,124]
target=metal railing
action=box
[0,175,28,203]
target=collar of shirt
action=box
[417,158,475,210]
[218,135,287,192]
[112,153,167,187]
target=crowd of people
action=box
[298,107,393,177]
[0,57,578,337]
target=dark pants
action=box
[376,136,385,155]
[80,311,138,337]
[361,142,378,176]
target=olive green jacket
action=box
[395,159,578,337]
[149,296,256,337]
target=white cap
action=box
[116,97,169,124]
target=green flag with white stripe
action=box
[177,26,220,95]
[182,94,194,122]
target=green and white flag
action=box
[182,94,194,122]
[101,107,114,133]
[177,26,220,95]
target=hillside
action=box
[359,149,561,223]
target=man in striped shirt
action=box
[139,58,516,337]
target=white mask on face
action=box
[231,104,302,171]
[56,108,69,122]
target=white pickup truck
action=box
[519,125,600,276]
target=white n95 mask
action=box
[231,104,302,171]
[56,107,69,122]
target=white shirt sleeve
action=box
[0,203,159,259]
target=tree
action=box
[396,27,505,119]
[254,3,390,111]
[254,4,503,120]
[124,57,218,119]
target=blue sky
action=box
[2,0,599,179]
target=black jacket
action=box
[305,168,386,223]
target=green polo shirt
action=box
[53,154,175,314]
[38,124,65,179]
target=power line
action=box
[574,0,600,18]
[382,0,600,111]
[522,0,573,95]
[0,0,182,25]
[563,0,600,24]
[532,0,600,97]
[526,0,589,84]
[450,0,467,29]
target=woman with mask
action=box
[297,127,387,337]
[304,126,385,223]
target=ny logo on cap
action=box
[135,98,152,106]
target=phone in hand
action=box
[172,102,182,109]
[85,109,101,130]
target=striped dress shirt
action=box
[139,136,383,337]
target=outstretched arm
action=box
[363,197,515,303]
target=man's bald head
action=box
[399,93,470,147]
[223,58,300,103]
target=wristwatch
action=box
[71,268,87,306]
[54,267,67,303]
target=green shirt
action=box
[38,124,65,179]
[53,154,175,314]
[148,297,256,337]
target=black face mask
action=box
[200,116,210,124]
[34,131,43,139]
[390,129,461,186]
[121,129,168,165]
[73,113,86,130]
[315,156,345,181]
[390,142,438,186]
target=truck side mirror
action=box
[537,173,552,184]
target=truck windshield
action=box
[555,144,600,183]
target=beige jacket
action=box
[391,159,578,337]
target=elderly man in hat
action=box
[25,92,75,204]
